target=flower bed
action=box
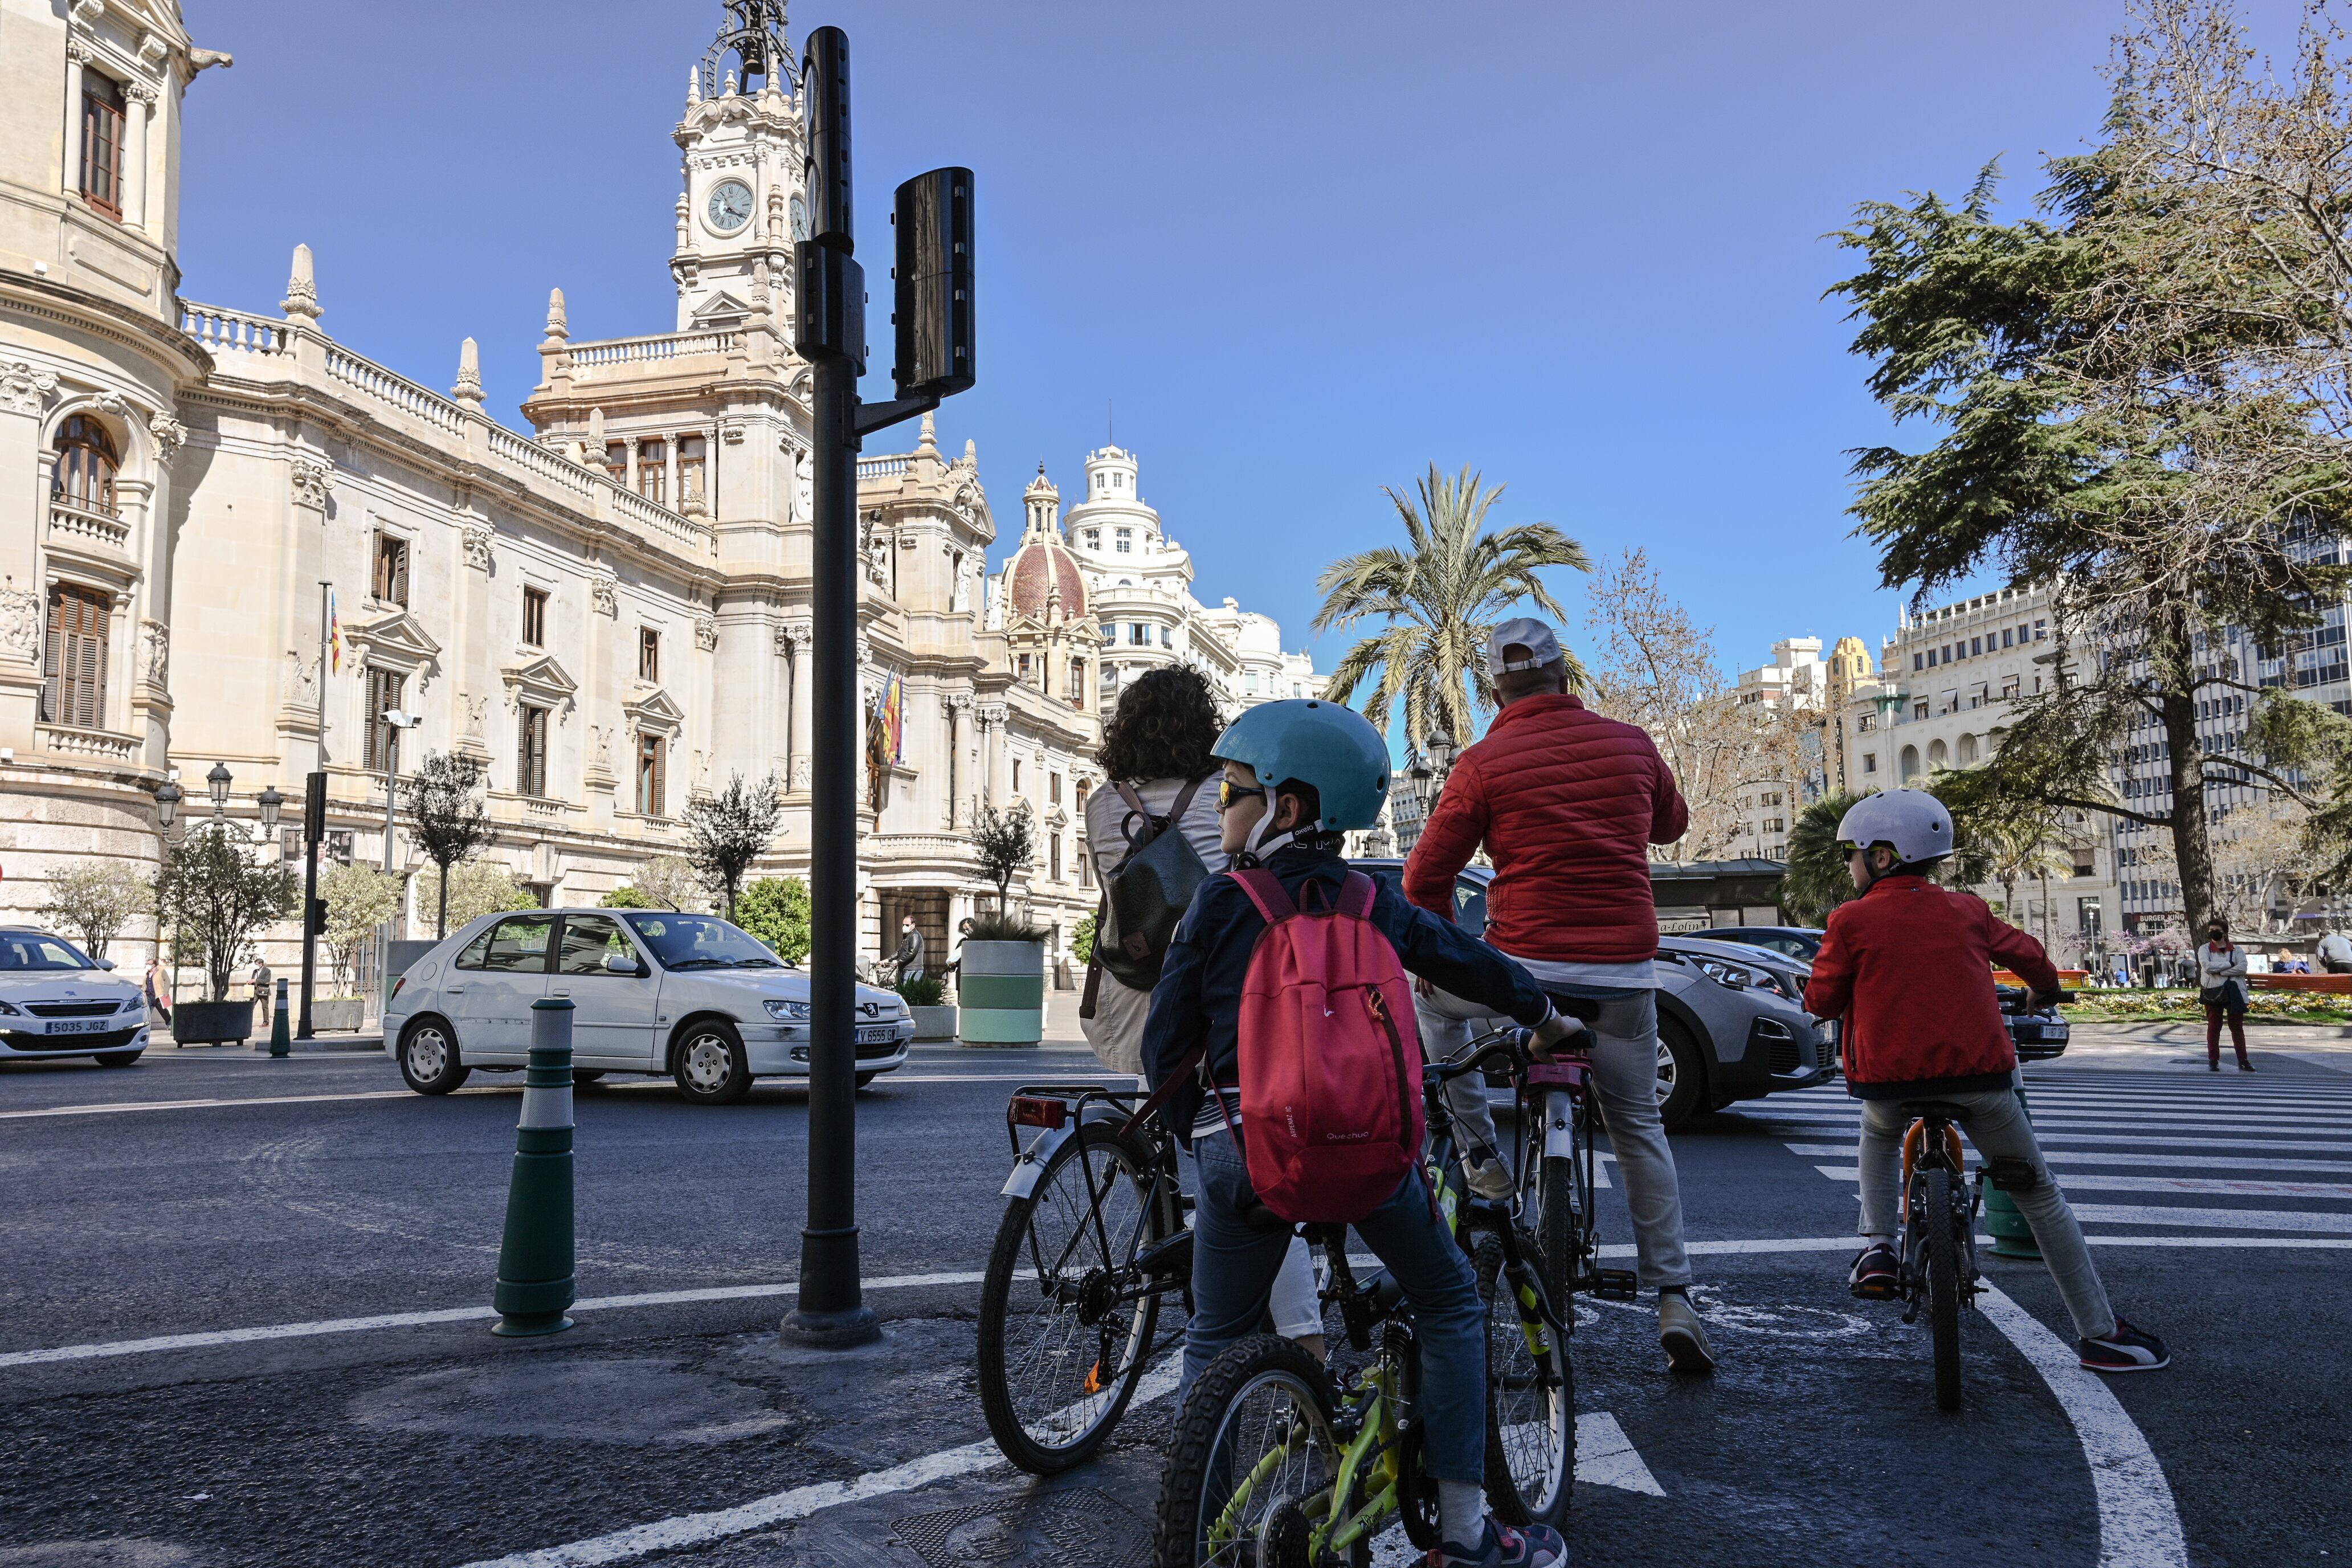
[2060,989,2352,1025]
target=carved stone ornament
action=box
[122,78,158,105]
[695,615,719,652]
[289,458,334,510]
[91,390,128,418]
[461,521,495,571]
[778,618,812,656]
[0,579,41,663]
[462,692,489,738]
[0,362,59,416]
[590,570,618,617]
[140,618,169,685]
[945,691,973,713]
[977,701,1008,728]
[790,754,812,790]
[285,650,320,710]
[720,423,745,445]
[590,724,614,774]
[148,412,187,460]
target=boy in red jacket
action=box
[1803,790,2168,1374]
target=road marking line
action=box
[1785,1144,2352,1175]
[0,1269,987,1370]
[2075,1235,2352,1248]
[2067,1203,2352,1234]
[1976,1285,2188,1568]
[1811,1165,2352,1199]
[0,1090,414,1120]
[451,1357,1185,1568]
[1743,1113,2351,1136]
[1574,1412,1665,1496]
[2035,1133,2352,1154]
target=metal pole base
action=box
[779,1303,881,1349]
[491,1312,575,1339]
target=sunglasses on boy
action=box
[1217,778,1267,813]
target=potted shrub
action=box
[153,820,296,1045]
[896,974,955,1040]
[958,912,1047,1047]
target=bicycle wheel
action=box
[978,1120,1173,1473]
[1518,1094,1595,1313]
[1475,1238,1574,1528]
[1153,1334,1344,1568]
[1925,1165,1963,1412]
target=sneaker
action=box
[1432,1517,1569,1567]
[2080,1317,2170,1373]
[1467,1157,1516,1203]
[1658,1289,1716,1374]
[1848,1242,1899,1300]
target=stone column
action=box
[944,693,970,830]
[122,82,153,231]
[0,364,60,753]
[624,436,640,495]
[782,619,812,795]
[665,435,680,509]
[62,44,85,196]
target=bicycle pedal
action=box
[1595,1268,1638,1301]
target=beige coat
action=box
[1080,777,1225,1075]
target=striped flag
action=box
[328,591,341,674]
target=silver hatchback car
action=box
[383,907,912,1105]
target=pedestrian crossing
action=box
[1722,1063,2352,1246]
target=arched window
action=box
[1956,733,1979,766]
[1899,745,1920,782]
[1927,738,1949,769]
[52,415,119,515]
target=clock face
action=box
[789,193,810,243]
[706,179,754,235]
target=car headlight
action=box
[0,999,21,1016]
[119,995,144,1012]
[763,999,811,1022]
[1696,958,1761,991]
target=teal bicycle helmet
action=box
[1211,699,1391,831]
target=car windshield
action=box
[621,914,786,970]
[0,932,98,971]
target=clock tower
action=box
[671,1,809,333]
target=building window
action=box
[1131,623,1149,646]
[1900,744,1920,782]
[2034,619,2047,640]
[1245,671,1260,694]
[638,438,668,505]
[1050,771,1063,806]
[2002,628,2014,648]
[677,435,706,509]
[1016,653,1032,681]
[1863,752,1877,774]
[522,586,548,647]
[517,704,550,797]
[1912,653,1922,671]
[1913,701,1929,720]
[1050,832,1063,881]
[639,627,660,683]
[79,73,125,217]
[1160,627,1172,648]
[372,530,410,606]
[1012,759,1023,794]
[42,583,110,729]
[1083,530,1099,550]
[1114,528,1132,554]
[636,733,665,816]
[51,415,119,514]
[363,667,406,773]
[1971,636,1983,656]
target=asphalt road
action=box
[2,1033,2345,1567]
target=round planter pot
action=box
[175,998,255,1045]
[910,1004,958,1041]
[958,940,1044,1046]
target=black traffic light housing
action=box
[891,169,974,401]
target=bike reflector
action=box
[1009,1096,1068,1130]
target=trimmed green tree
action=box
[152,822,296,1002]
[681,773,780,921]
[733,876,812,965]
[973,802,1035,916]
[318,862,403,996]
[39,862,152,961]
[415,860,537,930]
[402,750,492,938]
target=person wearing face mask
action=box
[2197,918,2253,1072]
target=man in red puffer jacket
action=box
[1404,618,1715,1375]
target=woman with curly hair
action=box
[1083,664,1326,1357]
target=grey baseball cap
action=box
[1488,616,1562,676]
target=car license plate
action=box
[44,1018,112,1035]
[855,1026,896,1046]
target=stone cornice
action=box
[0,277,211,382]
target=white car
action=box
[0,926,150,1068]
[383,907,913,1105]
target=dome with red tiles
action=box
[1004,467,1088,623]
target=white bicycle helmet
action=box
[1836,789,1953,865]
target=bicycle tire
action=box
[978,1120,1172,1473]
[1518,1092,1596,1312]
[1152,1334,1342,1568]
[1925,1165,1963,1412]
[1475,1238,1574,1528]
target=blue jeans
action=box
[1180,1130,1487,1483]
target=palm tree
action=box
[1314,464,1589,756]
[1781,790,1864,924]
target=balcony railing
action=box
[48,500,130,552]
[180,304,289,358]
[38,724,140,764]
[566,330,739,369]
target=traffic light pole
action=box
[780,24,973,1351]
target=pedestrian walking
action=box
[889,916,926,986]
[144,957,173,1030]
[251,959,273,1027]
[944,917,973,990]
[2318,929,2352,974]
[1403,616,1717,1376]
[1079,667,1332,1361]
[2198,920,2254,1072]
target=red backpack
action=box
[1218,868,1426,1223]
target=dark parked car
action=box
[1689,925,1824,963]
[1358,863,1838,1128]
[1998,983,2071,1061]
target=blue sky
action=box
[174,1,2299,689]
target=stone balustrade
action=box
[857,455,910,481]
[872,832,983,863]
[324,344,469,435]
[179,304,288,357]
[38,724,141,763]
[48,500,130,552]
[566,330,739,369]
[485,424,598,503]
[610,483,712,555]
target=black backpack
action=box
[1095,776,1214,991]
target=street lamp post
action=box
[782,22,975,1350]
[153,779,182,1020]
[380,709,419,1012]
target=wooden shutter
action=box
[45,586,108,729]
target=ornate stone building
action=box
[0,0,1101,978]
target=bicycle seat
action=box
[1898,1100,1970,1121]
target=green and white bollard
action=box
[1984,1077,2040,1260]
[268,977,291,1058]
[492,998,577,1337]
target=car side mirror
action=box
[605,953,646,975]
[96,959,116,971]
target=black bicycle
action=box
[1510,1041,1638,1320]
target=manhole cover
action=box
[893,1486,1149,1568]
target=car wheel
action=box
[1655,1017,1705,1131]
[399,1019,471,1095]
[94,1051,141,1068]
[673,1020,752,1106]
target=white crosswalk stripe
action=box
[1727,1064,2352,1243]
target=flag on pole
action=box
[882,673,905,763]
[328,591,341,674]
